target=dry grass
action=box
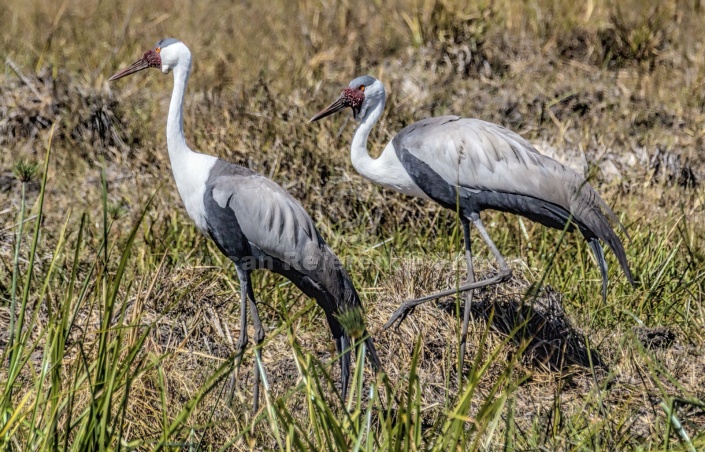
[1,0,705,449]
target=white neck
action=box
[350,98,385,178]
[167,62,193,162]
[164,55,217,233]
[349,95,430,200]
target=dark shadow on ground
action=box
[438,285,605,371]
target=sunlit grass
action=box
[1,0,704,449]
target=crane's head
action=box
[310,75,385,123]
[109,38,190,81]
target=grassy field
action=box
[1,0,704,449]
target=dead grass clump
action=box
[0,63,131,160]
[430,5,507,79]
[462,285,603,371]
[633,325,676,350]
[371,256,600,380]
[544,89,604,121]
[650,146,699,189]
[556,27,597,62]
[395,1,508,79]
[365,256,704,444]
[598,6,674,71]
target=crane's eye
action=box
[155,47,161,53]
[358,85,365,91]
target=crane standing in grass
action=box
[109,40,380,412]
[310,76,634,369]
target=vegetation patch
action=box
[0,0,704,449]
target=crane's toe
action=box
[235,333,249,355]
[253,326,265,344]
[382,304,415,331]
[498,267,513,282]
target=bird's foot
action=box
[498,267,513,283]
[253,326,265,346]
[382,304,416,331]
[235,334,249,359]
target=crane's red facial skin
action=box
[309,87,365,122]
[144,49,162,68]
[341,87,364,114]
[108,49,162,81]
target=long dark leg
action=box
[471,214,511,276]
[234,266,250,353]
[458,218,474,385]
[246,279,265,413]
[383,214,512,330]
[228,265,250,407]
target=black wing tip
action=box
[610,238,634,286]
[624,267,636,286]
[339,335,351,401]
[587,231,634,299]
[575,183,634,285]
[364,335,383,372]
[588,239,609,303]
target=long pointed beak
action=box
[109,58,150,81]
[309,95,348,122]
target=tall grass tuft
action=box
[211,312,537,451]
[0,129,235,449]
[1,0,705,448]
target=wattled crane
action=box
[310,75,633,371]
[110,40,381,412]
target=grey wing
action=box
[209,173,324,266]
[395,117,633,284]
[395,116,621,227]
[207,169,368,307]
[205,166,380,376]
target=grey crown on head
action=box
[155,38,180,49]
[349,75,377,88]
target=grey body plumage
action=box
[203,159,381,403]
[392,116,633,297]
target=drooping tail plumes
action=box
[334,274,383,405]
[364,332,382,371]
[571,182,634,299]
[333,300,383,373]
[281,244,383,402]
[588,238,609,301]
[330,259,383,371]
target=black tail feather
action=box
[337,335,351,402]
[602,229,634,287]
[569,180,634,287]
[579,208,634,288]
[364,332,382,372]
[269,253,382,402]
[588,238,609,302]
